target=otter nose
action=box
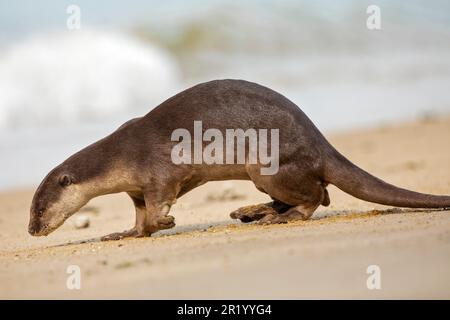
[28,217,41,236]
[28,223,38,235]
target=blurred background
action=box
[1,0,450,190]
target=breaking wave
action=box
[0,29,180,129]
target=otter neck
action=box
[67,138,139,198]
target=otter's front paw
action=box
[156,215,176,230]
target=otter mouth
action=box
[28,218,66,237]
[29,206,84,238]
[29,230,48,237]
[28,223,53,236]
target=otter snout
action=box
[28,218,43,236]
[28,207,48,236]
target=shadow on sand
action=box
[48,207,448,248]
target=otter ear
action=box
[59,174,74,187]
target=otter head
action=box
[29,166,89,236]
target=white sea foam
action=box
[0,29,180,129]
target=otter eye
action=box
[59,174,73,187]
[37,209,44,217]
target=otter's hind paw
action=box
[230,203,278,223]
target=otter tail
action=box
[324,149,450,208]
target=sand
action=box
[0,116,449,299]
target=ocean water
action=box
[0,0,450,190]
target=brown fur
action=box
[29,79,450,239]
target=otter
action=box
[28,79,450,240]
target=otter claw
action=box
[230,203,278,223]
[156,215,176,229]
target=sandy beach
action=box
[0,115,449,299]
